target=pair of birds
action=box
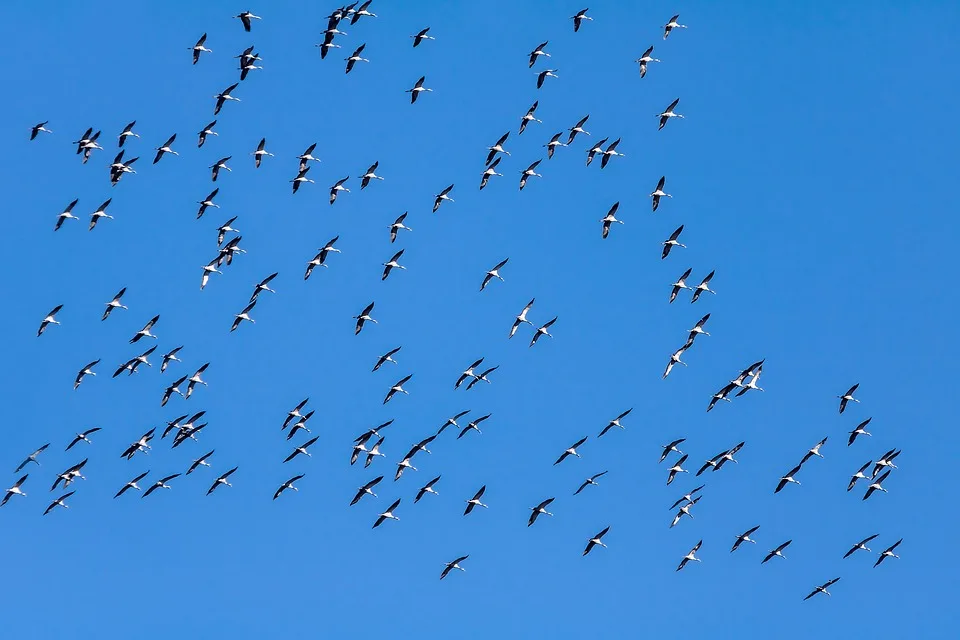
[507,298,558,347]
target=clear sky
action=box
[1,1,957,637]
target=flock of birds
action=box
[15,5,904,594]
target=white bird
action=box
[207,467,238,495]
[201,259,222,290]
[663,14,688,39]
[677,540,703,571]
[690,271,716,303]
[37,304,63,336]
[411,27,435,47]
[43,491,75,515]
[30,121,53,140]
[518,100,541,135]
[801,437,828,465]
[486,132,511,165]
[360,161,384,189]
[661,225,686,259]
[456,358,485,389]
[536,69,559,89]
[463,485,488,515]
[663,343,690,379]
[213,83,241,115]
[528,497,555,526]
[670,495,701,527]
[734,363,764,397]
[74,359,100,390]
[129,315,159,344]
[669,268,693,303]
[585,137,608,166]
[838,383,860,414]
[804,577,841,601]
[600,138,625,169]
[344,43,369,74]
[574,470,608,496]
[571,8,593,32]
[660,439,686,463]
[389,212,412,242]
[519,159,542,191]
[197,120,218,147]
[55,198,80,231]
[383,374,412,404]
[666,455,689,485]
[329,176,350,205]
[296,143,320,172]
[190,33,212,64]
[731,525,760,552]
[210,156,232,181]
[351,475,384,505]
[88,198,114,231]
[441,555,468,580]
[185,363,209,398]
[273,474,304,500]
[290,167,315,194]
[480,258,509,291]
[406,75,433,104]
[437,411,470,436]
[583,526,610,556]
[231,301,257,332]
[874,539,902,567]
[872,448,901,477]
[373,347,401,372]
[650,175,671,211]
[161,375,187,407]
[283,436,319,463]
[250,272,278,303]
[1,475,29,507]
[637,46,661,78]
[847,460,873,492]
[598,408,632,438]
[348,1,376,23]
[114,471,150,498]
[658,98,684,130]
[381,249,406,281]
[544,132,567,159]
[480,157,503,190]
[529,41,550,68]
[433,184,454,212]
[848,417,873,446]
[509,298,535,338]
[234,11,261,32]
[373,498,401,528]
[153,134,178,164]
[353,301,377,335]
[775,465,803,493]
[555,436,588,465]
[415,475,441,502]
[142,474,180,499]
[251,137,273,168]
[762,540,792,564]
[66,428,101,451]
[844,534,879,559]
[863,470,891,501]
[160,346,183,373]
[530,317,557,347]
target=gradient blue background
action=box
[1,2,957,637]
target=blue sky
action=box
[1,1,957,637]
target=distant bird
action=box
[389,212,413,242]
[1,475,29,507]
[677,540,702,570]
[848,418,873,446]
[487,132,511,165]
[529,41,550,68]
[663,344,690,379]
[663,14,687,39]
[190,33,212,64]
[670,495,702,527]
[707,382,737,412]
[583,526,610,556]
[571,8,592,32]
[530,317,557,347]
[437,411,470,436]
[231,301,257,332]
[574,471,608,496]
[863,470,891,501]
[600,201,623,239]
[74,359,100,390]
[42,491,75,515]
[544,132,567,159]
[519,160,542,191]
[458,413,491,439]
[160,346,183,373]
[251,137,273,168]
[185,363,209,398]
[373,498,401,528]
[874,539,902,567]
[373,346,401,372]
[317,35,343,59]
[114,471,149,498]
[411,27,435,47]
[351,475,384,505]
[528,497,555,526]
[690,271,716,303]
[290,167,315,194]
[88,199,114,231]
[210,156,232,181]
[283,398,310,431]
[585,137,608,166]
[250,272,278,303]
[360,161,383,189]
[153,134,178,164]
[600,138,625,168]
[598,409,632,438]
[345,43,369,74]
[406,76,432,103]
[415,475,441,502]
[353,302,377,335]
[186,450,215,475]
[14,443,50,473]
[658,98,684,130]
[30,121,53,140]
[55,199,80,231]
[116,121,139,147]
[838,384,860,414]
[872,449,901,478]
[297,143,320,172]
[197,120,218,147]
[161,375,188,406]
[120,428,155,460]
[466,366,499,391]
[383,374,412,404]
[667,455,689,485]
[804,577,840,601]
[129,315,159,344]
[731,525,760,552]
[637,46,661,78]
[696,452,724,477]
[329,176,350,204]
[801,437,828,465]
[456,358,485,389]
[234,11,261,32]
[274,474,305,500]
[650,176,671,212]
[844,534,879,559]
[66,428,101,451]
[659,438,686,463]
[661,225,686,259]
[441,555,468,580]
[433,184,454,212]
[687,314,711,345]
[286,410,314,441]
[100,288,128,322]
[305,236,341,280]
[480,157,503,190]
[847,460,873,492]
[509,298,536,338]
[73,127,94,154]
[381,249,406,280]
[762,540,792,564]
[213,83,240,115]
[207,467,238,495]
[480,258,509,291]
[142,474,180,499]
[536,69,559,89]
[283,436,319,463]
[775,465,803,493]
[670,268,693,303]
[519,101,542,135]
[463,486,488,515]
[349,1,377,23]
[555,436,588,465]
[37,304,63,336]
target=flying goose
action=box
[381,249,406,280]
[509,298,535,338]
[458,413,491,439]
[600,202,623,239]
[160,346,183,373]
[872,449,901,477]
[74,359,101,390]
[344,43,369,74]
[667,455,689,485]
[234,11,261,32]
[1,475,29,507]
[486,132,510,165]
[676,540,702,570]
[207,467,238,495]
[283,436,320,463]
[480,258,509,291]
[210,156,232,181]
[544,132,567,159]
[804,577,841,601]
[650,175,671,211]
[383,374,412,404]
[731,525,760,552]
[411,27,434,47]
[441,555,468,580]
[530,317,557,347]
[600,138,624,168]
[669,268,693,303]
[800,437,828,465]
[153,134,178,164]
[687,314,711,344]
[585,137,608,166]
[88,198,114,231]
[415,475,441,502]
[213,83,240,115]
[518,101,541,135]
[406,76,432,103]
[637,46,661,78]
[373,498,402,528]
[55,199,80,231]
[230,301,257,332]
[274,474,304,500]
[555,437,588,465]
[529,41,550,68]
[663,15,687,40]
[848,418,873,446]
[657,98,684,130]
[838,384,860,414]
[353,302,377,335]
[874,539,902,567]
[30,121,53,140]
[862,470,891,500]
[690,270,716,302]
[528,497,555,526]
[350,475,384,505]
[536,69,559,89]
[466,366,499,391]
[14,443,50,473]
[360,161,383,189]
[197,120,218,147]
[659,438,686,463]
[598,408,632,438]
[464,486,488,515]
[190,34,212,64]
[186,450,215,475]
[142,473,180,498]
[114,471,150,498]
[433,184,454,212]
[161,375,188,406]
[847,460,872,491]
[762,540,792,564]
[571,8,592,32]
[844,534,879,559]
[480,156,503,190]
[37,305,63,336]
[66,428,101,451]
[566,115,590,144]
[775,465,803,493]
[574,471,608,496]
[437,411,470,436]
[373,346,402,372]
[519,159,542,191]
[389,212,412,242]
[584,526,610,556]
[661,225,686,259]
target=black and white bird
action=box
[480,157,503,190]
[574,471,608,496]
[486,132,511,165]
[304,236,341,280]
[328,176,350,204]
[848,460,873,492]
[598,409,632,438]
[160,346,183,373]
[518,160,542,191]
[707,382,737,412]
[669,268,693,304]
[14,443,50,473]
[381,250,406,280]
[129,315,159,344]
[775,465,803,493]
[373,347,401,372]
[250,272,278,303]
[600,202,623,239]
[585,137,608,166]
[874,539,902,567]
[530,317,557,347]
[544,132,567,159]
[536,69,559,89]
[663,14,687,40]
[410,27,434,47]
[458,413,491,439]
[437,411,470,436]
[213,83,240,115]
[863,470,891,501]
[51,458,88,491]
[660,439,686,463]
[283,436,319,463]
[348,1,377,23]
[231,301,257,332]
[658,98,684,130]
[636,46,661,78]
[350,475,384,505]
[528,497,555,527]
[234,11,261,32]
[88,198,114,231]
[274,474,305,500]
[185,449,215,475]
[114,471,149,498]
[153,134,178,164]
[650,176,671,211]
[441,555,468,580]
[677,540,702,571]
[671,495,702,528]
[732,526,760,553]
[197,120,218,147]
[844,534,879,559]
[571,8,593,32]
[297,143,320,172]
[567,115,590,144]
[661,225,686,259]
[142,474,180,498]
[373,498,401,528]
[37,305,63,336]
[838,384,860,414]
[529,41,550,67]
[74,359,101,390]
[250,137,273,168]
[406,76,432,103]
[101,288,128,321]
[43,491,75,516]
[185,363,209,399]
[415,475,441,502]
[360,161,383,189]
[872,449,901,477]
[801,437,828,465]
[161,375,188,406]
[55,199,80,231]
[466,366,498,391]
[66,428,101,451]
[283,398,310,430]
[344,44,369,74]
[207,467,238,495]
[210,156,232,181]
[804,577,840,601]
[433,184,454,212]
[600,138,625,168]
[480,258,509,291]
[353,302,377,335]
[690,271,716,303]
[1,475,29,507]
[383,375,412,404]
[509,298,535,338]
[848,418,873,446]
[584,526,610,556]
[519,101,542,134]
[30,121,53,140]
[762,540,792,564]
[555,437,588,465]
[389,212,412,242]
[120,428,155,459]
[687,314,711,345]
[190,33,212,64]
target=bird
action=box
[863,470,891,500]
[762,540,792,564]
[112,471,149,499]
[441,556,468,580]
[234,11,261,32]
[381,250,406,281]
[160,346,183,373]
[670,494,702,527]
[847,460,873,492]
[529,41,550,68]
[571,8,592,32]
[838,384,860,414]
[129,315,159,344]
[349,1,376,23]
[283,398,310,430]
[669,268,693,304]
[528,498,555,527]
[661,225,686,258]
[360,161,383,189]
[800,437,828,465]
[583,526,610,556]
[530,317,557,347]
[480,259,509,291]
[351,476,384,505]
[660,439,686,463]
[804,577,841,601]
[636,46,661,78]
[297,143,320,172]
[231,301,257,332]
[874,539,902,567]
[283,436,319,463]
[536,69,559,89]
[463,486,488,515]
[373,498,401,528]
[14,444,50,473]
[663,14,688,39]
[486,132,510,165]
[466,366,499,391]
[458,414,491,439]
[383,375,412,404]
[600,202,623,239]
[389,212,412,242]
[142,474,180,499]
[74,359,100,390]
[1,475,29,507]
[714,442,745,471]
[286,410,315,441]
[54,199,80,231]
[153,134,178,164]
[394,454,416,481]
[274,474,305,500]
[30,121,53,140]
[848,418,873,446]
[433,184,455,212]
[574,471,608,496]
[65,428,101,452]
[88,199,114,231]
[247,137,274,168]
[353,302,377,335]
[677,540,702,570]
[437,411,470,436]
[544,132,567,159]
[585,137,608,166]
[50,458,88,491]
[667,455,690,485]
[775,465,803,493]
[250,272,278,303]
[410,27,434,47]
[373,347,401,372]
[100,287,128,321]
[872,449,901,478]
[160,375,188,407]
[732,526,761,552]
[690,271,716,303]
[658,98,684,130]
[41,491,74,516]
[650,176,671,212]
[707,382,737,412]
[185,449,215,475]
[73,127,94,154]
[696,452,725,477]
[406,76,432,103]
[190,33,212,64]
[210,156,232,182]
[344,43,369,74]
[600,138,625,168]
[480,157,503,190]
[415,475,441,502]
[120,428,155,460]
[304,237,341,280]
[213,83,240,115]
[518,101,542,135]
[329,176,350,204]
[186,363,210,399]
[113,345,157,377]
[37,304,63,336]
[555,437,588,465]
[518,160,543,191]
[207,467,238,495]
[288,167,315,194]
[844,534,879,559]
[687,314,711,345]
[598,409,632,438]
[509,298,536,338]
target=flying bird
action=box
[55,199,80,231]
[463,486,488,515]
[585,137,608,166]
[848,418,873,446]
[153,134,178,164]
[486,132,510,165]
[406,76,432,103]
[663,14,688,39]
[1,475,29,507]
[129,315,159,344]
[329,176,350,204]
[518,160,542,191]
[440,555,468,580]
[373,346,401,372]
[528,497,555,526]
[800,437,828,465]
[659,438,686,463]
[350,476,384,505]
[433,184,454,212]
[360,161,383,189]
[574,471,608,496]
[637,46,661,78]
[190,33,212,64]
[161,375,188,406]
[283,436,319,463]
[544,132,567,159]
[411,27,435,47]
[598,409,632,438]
[142,474,180,499]
[231,301,257,332]
[480,258,509,291]
[872,449,901,478]
[465,366,499,391]
[383,375,412,404]
[213,83,240,115]
[661,225,686,259]
[731,526,760,552]
[555,436,588,465]
[690,271,716,303]
[37,304,63,336]
[437,411,470,436]
[669,268,693,304]
[600,138,625,168]
[667,455,689,485]
[600,202,623,239]
[120,428,155,459]
[74,359,100,390]
[536,69,559,89]
[480,157,503,190]
[519,101,542,135]
[762,540,792,564]
[583,526,610,556]
[30,121,53,140]
[66,428,102,451]
[344,43,369,74]
[206,467,238,495]
[458,413,491,439]
[863,470,891,500]
[687,314,711,345]
[114,471,150,498]
[43,491,75,516]
[101,287,128,320]
[530,317,557,347]
[571,9,593,32]
[838,384,860,414]
[804,577,841,601]
[234,11,261,32]
[88,198,114,230]
[847,460,873,492]
[658,98,684,130]
[415,475,441,502]
[381,250,406,280]
[650,176,671,211]
[250,272,278,303]
[353,302,377,335]
[677,540,702,571]
[509,298,535,338]
[349,1,377,23]
[529,41,550,68]
[161,346,183,373]
[197,120,218,147]
[844,534,879,559]
[14,443,50,473]
[274,474,304,500]
[775,465,803,493]
[389,212,412,242]
[373,498,401,528]
[874,539,902,567]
